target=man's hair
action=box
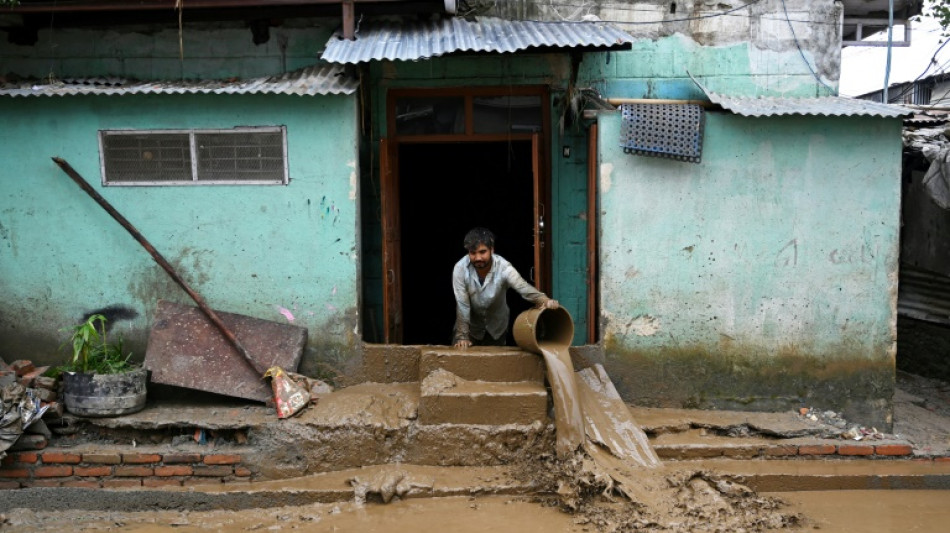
[463,227,495,252]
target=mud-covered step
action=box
[670,458,950,492]
[420,347,544,383]
[0,464,537,512]
[418,369,549,426]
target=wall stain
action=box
[602,338,895,430]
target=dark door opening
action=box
[398,141,535,345]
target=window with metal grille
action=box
[99,127,288,185]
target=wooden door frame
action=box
[381,86,552,344]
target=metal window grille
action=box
[99,127,288,186]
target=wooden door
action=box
[380,138,403,343]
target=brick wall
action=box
[0,450,250,489]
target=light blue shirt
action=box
[452,253,548,342]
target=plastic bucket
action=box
[513,306,575,354]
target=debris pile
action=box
[1,358,60,459]
[797,407,890,441]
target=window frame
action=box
[98,126,289,186]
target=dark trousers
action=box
[473,332,507,347]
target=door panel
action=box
[380,138,403,343]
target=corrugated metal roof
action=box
[0,64,358,98]
[321,16,633,64]
[899,264,950,325]
[690,75,913,118]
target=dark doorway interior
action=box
[398,141,535,345]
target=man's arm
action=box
[503,264,559,310]
[452,264,473,348]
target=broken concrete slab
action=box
[144,300,307,402]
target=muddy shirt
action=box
[452,253,549,343]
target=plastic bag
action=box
[263,366,310,419]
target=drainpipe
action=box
[342,0,355,39]
[884,0,894,103]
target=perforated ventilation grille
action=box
[620,104,704,163]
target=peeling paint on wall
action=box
[600,162,613,193]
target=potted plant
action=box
[59,314,147,417]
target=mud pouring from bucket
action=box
[513,306,660,471]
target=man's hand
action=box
[543,299,560,310]
[454,339,472,349]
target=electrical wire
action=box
[779,0,836,93]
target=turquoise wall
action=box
[0,93,360,378]
[1,22,332,79]
[596,111,902,427]
[580,34,836,100]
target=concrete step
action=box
[650,429,917,460]
[418,369,549,426]
[673,458,950,492]
[419,347,545,383]
[0,464,536,511]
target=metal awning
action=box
[690,75,913,119]
[321,16,633,64]
[0,64,358,97]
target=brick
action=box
[875,444,913,456]
[234,467,252,477]
[163,453,201,464]
[192,465,233,477]
[115,466,153,477]
[62,480,101,489]
[764,445,799,456]
[102,479,142,488]
[838,444,874,456]
[798,444,836,455]
[33,376,58,390]
[144,478,183,488]
[25,479,63,488]
[183,477,222,486]
[122,453,161,464]
[655,447,723,459]
[0,480,21,489]
[34,465,72,478]
[203,454,241,465]
[935,456,950,463]
[11,434,48,451]
[33,388,57,402]
[0,468,31,478]
[75,466,113,477]
[155,465,193,477]
[9,360,35,376]
[83,453,121,464]
[42,452,82,464]
[16,452,40,464]
[722,447,760,459]
[17,367,48,387]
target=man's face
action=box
[468,244,493,270]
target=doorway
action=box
[398,141,536,345]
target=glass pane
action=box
[196,131,286,182]
[395,97,464,135]
[473,95,542,134]
[102,133,192,183]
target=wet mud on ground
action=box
[3,489,949,532]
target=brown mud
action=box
[511,307,803,532]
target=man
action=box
[453,227,559,348]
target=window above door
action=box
[389,87,546,141]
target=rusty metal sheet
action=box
[144,300,307,402]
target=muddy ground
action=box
[1,370,948,532]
